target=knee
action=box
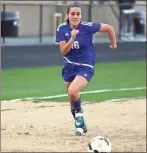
[68,87,78,99]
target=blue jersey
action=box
[55,20,101,67]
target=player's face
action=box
[68,7,82,28]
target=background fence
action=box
[1,0,146,44]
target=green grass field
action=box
[2,60,146,102]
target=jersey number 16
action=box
[72,41,80,49]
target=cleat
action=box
[82,124,87,133]
[75,112,85,128]
[73,125,87,136]
[73,130,82,136]
[73,111,87,136]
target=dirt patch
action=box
[1,98,146,152]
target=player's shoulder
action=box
[80,20,93,27]
[57,22,68,31]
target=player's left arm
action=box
[99,23,117,49]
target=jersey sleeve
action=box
[81,21,101,34]
[55,25,66,42]
[90,23,101,34]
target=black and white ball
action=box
[87,136,111,153]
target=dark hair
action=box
[66,2,82,14]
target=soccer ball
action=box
[87,136,111,153]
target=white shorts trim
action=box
[63,56,94,68]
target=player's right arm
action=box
[59,38,74,56]
[59,30,79,56]
[56,25,79,56]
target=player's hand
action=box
[110,44,117,49]
[71,29,79,40]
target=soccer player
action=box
[55,2,117,136]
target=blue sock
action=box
[71,109,75,118]
[73,99,81,113]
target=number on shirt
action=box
[72,41,80,49]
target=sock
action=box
[73,98,81,113]
[71,109,75,118]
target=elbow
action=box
[60,49,67,56]
[107,25,114,33]
[61,52,67,56]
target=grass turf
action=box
[2,60,146,102]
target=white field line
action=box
[100,97,146,103]
[1,87,146,102]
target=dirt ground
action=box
[1,98,146,152]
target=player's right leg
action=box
[62,64,76,119]
[65,81,87,136]
[65,82,84,119]
[62,64,87,136]
[68,76,88,136]
[65,82,75,118]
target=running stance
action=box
[55,2,117,136]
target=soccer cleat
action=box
[75,112,85,128]
[73,112,87,136]
[82,124,87,133]
[73,124,87,136]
